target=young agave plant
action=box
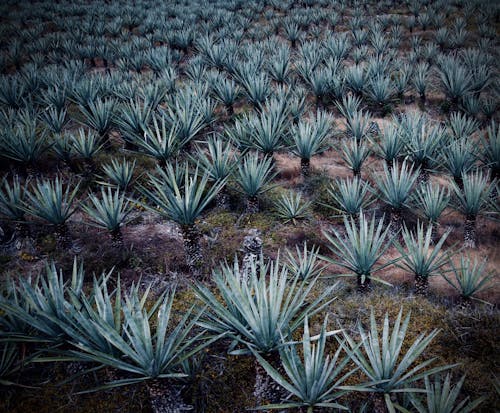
[285,242,325,281]
[100,158,136,191]
[441,138,477,190]
[78,97,116,143]
[480,122,499,189]
[212,76,240,116]
[396,223,452,296]
[82,187,133,246]
[340,309,455,413]
[372,123,405,170]
[236,153,277,214]
[251,317,351,412]
[327,176,374,219]
[443,255,494,307]
[341,139,370,178]
[409,374,485,413]
[69,129,104,175]
[273,190,312,225]
[414,183,450,242]
[289,117,330,178]
[23,177,80,247]
[375,160,419,234]
[322,212,396,291]
[140,163,225,277]
[450,170,493,248]
[194,255,336,405]
[194,136,236,210]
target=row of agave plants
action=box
[0,254,489,412]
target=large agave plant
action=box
[22,177,80,247]
[273,190,311,225]
[195,255,336,405]
[139,163,225,277]
[340,309,455,413]
[322,212,396,291]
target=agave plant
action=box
[194,136,236,209]
[139,163,225,276]
[23,177,80,247]
[341,139,370,178]
[0,113,49,175]
[235,153,277,213]
[443,255,494,306]
[0,259,85,343]
[442,138,477,190]
[414,183,450,242]
[69,129,104,174]
[409,374,485,413]
[327,176,374,218]
[413,62,431,103]
[395,223,452,296]
[251,317,352,412]
[82,187,133,246]
[133,114,182,167]
[0,342,24,387]
[322,212,396,291]
[450,170,493,248]
[78,98,116,142]
[273,190,311,225]
[438,57,472,107]
[66,288,218,413]
[285,242,325,281]
[194,255,336,405]
[372,123,405,169]
[114,99,153,149]
[100,158,136,190]
[480,122,499,186]
[0,175,27,235]
[340,309,455,413]
[212,76,240,116]
[375,160,419,234]
[289,118,330,177]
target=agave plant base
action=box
[180,225,204,278]
[245,196,259,214]
[55,223,72,248]
[357,274,371,293]
[300,158,310,178]
[147,380,192,413]
[414,275,429,296]
[215,189,230,210]
[370,393,388,413]
[464,217,477,249]
[110,228,124,248]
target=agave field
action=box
[0,0,499,411]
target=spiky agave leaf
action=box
[0,175,26,221]
[99,158,136,190]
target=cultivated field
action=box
[0,0,498,412]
